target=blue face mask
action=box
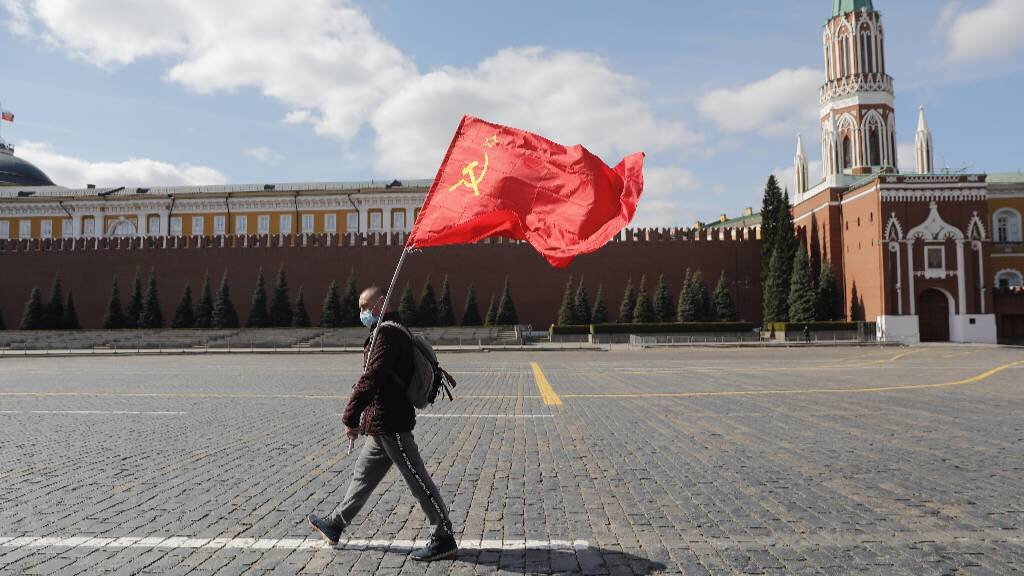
[359,309,378,328]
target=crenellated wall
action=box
[0,227,764,329]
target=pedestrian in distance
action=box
[308,286,457,561]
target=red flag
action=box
[407,115,643,268]
[1,111,12,122]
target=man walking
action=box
[308,286,457,561]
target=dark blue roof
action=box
[0,153,55,186]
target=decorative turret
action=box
[820,0,896,178]
[915,106,934,174]
[794,133,809,195]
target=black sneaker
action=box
[307,513,344,545]
[410,535,458,561]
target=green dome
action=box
[833,0,874,16]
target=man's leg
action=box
[379,432,455,540]
[310,436,392,543]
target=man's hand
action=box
[345,426,359,441]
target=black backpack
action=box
[382,321,456,409]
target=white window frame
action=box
[392,209,406,230]
[995,269,1023,289]
[346,212,358,232]
[325,213,337,233]
[0,220,9,239]
[84,218,97,236]
[19,220,31,238]
[369,211,382,230]
[213,215,226,235]
[302,214,314,234]
[993,208,1022,243]
[169,216,182,235]
[147,216,160,236]
[40,219,53,238]
[235,215,248,234]
[191,216,204,236]
[62,219,73,237]
[924,245,945,278]
[258,215,270,234]
[279,214,292,234]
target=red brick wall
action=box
[0,230,764,329]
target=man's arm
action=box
[342,328,399,429]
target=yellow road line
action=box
[560,360,1023,399]
[530,362,562,406]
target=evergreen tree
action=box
[292,287,311,327]
[483,295,497,326]
[397,283,418,326]
[691,270,711,321]
[63,292,81,330]
[557,276,577,326]
[45,275,65,329]
[712,272,737,322]
[763,249,788,322]
[172,284,195,328]
[141,270,164,328]
[591,285,609,324]
[195,272,214,329]
[437,276,456,327]
[574,279,591,325]
[418,277,439,327]
[125,270,144,329]
[320,280,342,328]
[759,175,784,290]
[653,273,673,323]
[849,283,860,321]
[816,262,840,321]
[496,277,518,325]
[212,271,240,329]
[787,244,816,324]
[340,270,360,327]
[632,275,656,323]
[461,284,482,326]
[247,268,269,328]
[20,286,45,330]
[617,278,637,323]
[269,266,293,327]
[677,268,693,322]
[102,277,126,329]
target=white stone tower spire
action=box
[915,105,933,174]
[794,132,809,196]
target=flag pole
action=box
[364,242,411,369]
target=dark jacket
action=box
[342,312,416,435]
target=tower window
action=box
[842,136,852,171]
[868,127,882,166]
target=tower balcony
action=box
[820,73,894,104]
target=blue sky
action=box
[2,0,1022,227]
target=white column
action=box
[889,242,902,315]
[160,210,170,238]
[956,240,966,315]
[72,213,83,239]
[358,205,368,233]
[975,242,985,314]
[136,212,147,237]
[906,240,916,315]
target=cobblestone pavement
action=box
[1,345,1022,575]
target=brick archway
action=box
[919,288,952,342]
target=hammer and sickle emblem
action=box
[448,152,489,197]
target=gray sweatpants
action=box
[331,432,453,538]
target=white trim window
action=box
[62,219,73,237]
[0,220,9,239]
[369,211,382,230]
[996,269,1023,289]
[994,208,1022,243]
[279,214,293,234]
[19,220,31,238]
[925,245,945,277]
[213,215,226,235]
[346,212,358,232]
[147,216,160,235]
[191,216,204,236]
[84,218,97,236]
[393,210,406,230]
[235,215,248,234]
[302,214,314,234]
[258,215,270,234]
[40,219,53,238]
[169,216,182,235]
[325,213,337,233]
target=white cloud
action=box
[946,0,1024,63]
[630,166,703,229]
[4,2,699,178]
[243,146,284,166]
[697,67,821,137]
[16,141,227,188]
[370,47,702,177]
